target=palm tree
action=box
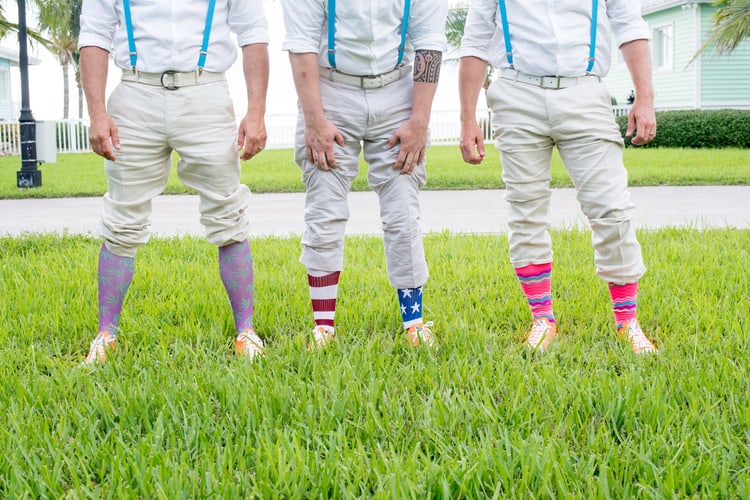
[34,0,79,119]
[445,2,493,89]
[696,0,750,57]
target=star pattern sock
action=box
[608,281,638,328]
[515,262,555,323]
[308,270,340,329]
[219,240,255,332]
[398,286,423,330]
[98,242,135,335]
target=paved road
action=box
[1,186,748,237]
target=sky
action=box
[5,0,462,122]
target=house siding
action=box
[699,7,750,109]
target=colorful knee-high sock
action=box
[514,262,555,323]
[308,270,340,329]
[608,282,638,328]
[219,240,255,332]
[398,286,424,330]
[98,242,135,335]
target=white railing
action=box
[4,107,639,155]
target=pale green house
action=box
[604,0,750,110]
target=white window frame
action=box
[652,23,674,71]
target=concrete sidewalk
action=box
[1,186,749,238]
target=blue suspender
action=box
[327,0,411,70]
[123,0,217,73]
[198,0,218,74]
[327,0,336,68]
[123,0,137,71]
[497,0,599,74]
[397,0,411,67]
[586,0,598,73]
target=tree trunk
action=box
[62,62,69,119]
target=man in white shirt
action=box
[459,0,658,354]
[282,0,448,349]
[78,0,270,364]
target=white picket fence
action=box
[0,106,625,156]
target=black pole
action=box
[16,0,41,188]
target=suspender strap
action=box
[123,0,137,71]
[327,0,411,70]
[123,0,217,72]
[497,0,599,74]
[497,0,513,68]
[586,0,598,73]
[198,0,218,73]
[397,0,411,68]
[327,0,336,68]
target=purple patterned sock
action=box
[219,240,255,332]
[98,242,135,335]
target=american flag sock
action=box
[515,262,555,323]
[398,286,423,330]
[608,281,638,328]
[308,270,340,329]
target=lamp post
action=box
[16,0,41,188]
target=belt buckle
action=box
[360,75,381,89]
[160,70,179,91]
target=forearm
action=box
[80,46,111,118]
[458,56,487,124]
[620,39,654,104]
[411,49,442,126]
[288,52,325,124]
[242,43,269,120]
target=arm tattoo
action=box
[413,49,442,83]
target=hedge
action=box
[616,109,750,148]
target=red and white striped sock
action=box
[307,270,340,330]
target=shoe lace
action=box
[526,319,551,347]
[85,332,114,363]
[237,330,264,355]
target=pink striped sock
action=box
[608,282,638,327]
[515,262,555,323]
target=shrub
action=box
[616,109,750,148]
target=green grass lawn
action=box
[2,229,749,496]
[1,145,749,198]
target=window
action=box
[0,67,9,104]
[652,25,673,70]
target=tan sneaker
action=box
[523,318,557,351]
[307,325,335,350]
[82,331,116,365]
[617,319,658,354]
[235,329,266,360]
[405,321,435,348]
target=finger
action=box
[110,128,121,150]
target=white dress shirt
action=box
[282,0,448,76]
[78,0,269,73]
[459,0,650,77]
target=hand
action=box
[626,99,657,146]
[459,121,487,165]
[387,118,428,174]
[304,115,345,171]
[238,114,267,160]
[88,111,120,161]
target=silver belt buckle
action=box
[160,70,179,90]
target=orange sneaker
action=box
[524,318,557,351]
[617,319,658,354]
[235,329,266,360]
[307,326,335,350]
[405,321,435,348]
[82,331,116,365]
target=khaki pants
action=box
[295,74,429,289]
[487,77,646,284]
[100,79,251,257]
